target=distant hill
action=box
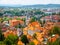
[0,4,60,8]
[21,4,60,8]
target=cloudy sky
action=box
[0,0,60,5]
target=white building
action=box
[17,28,23,37]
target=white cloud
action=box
[0,0,60,5]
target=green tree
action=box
[15,24,24,28]
[30,16,37,23]
[34,11,44,15]
[39,19,45,27]
[22,18,26,26]
[21,35,29,45]
[0,18,3,23]
[4,38,13,45]
[53,26,60,35]
[57,12,60,15]
[22,18,26,22]
[0,13,3,16]
[47,38,60,45]
[20,10,25,14]
[16,18,21,20]
[52,12,56,15]
[41,20,45,27]
[0,28,5,41]
[29,42,35,45]
[48,26,60,36]
[38,19,42,24]
[33,33,37,39]
[4,34,18,45]
[43,20,45,24]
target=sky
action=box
[0,0,60,5]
